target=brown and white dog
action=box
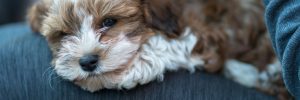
[28,0,290,99]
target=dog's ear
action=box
[142,0,184,38]
[27,1,50,33]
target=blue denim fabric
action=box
[264,0,300,97]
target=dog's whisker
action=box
[47,69,56,90]
[42,67,53,78]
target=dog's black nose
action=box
[79,55,99,72]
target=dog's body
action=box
[28,0,290,99]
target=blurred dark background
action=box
[0,0,37,25]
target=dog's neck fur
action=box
[118,28,204,89]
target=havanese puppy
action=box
[28,0,291,99]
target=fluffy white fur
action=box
[119,28,204,89]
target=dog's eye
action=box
[57,31,70,38]
[60,32,69,36]
[102,18,117,27]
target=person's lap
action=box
[0,23,275,100]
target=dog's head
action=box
[28,0,181,91]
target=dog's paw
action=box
[224,59,259,88]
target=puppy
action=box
[28,0,291,99]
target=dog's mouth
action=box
[72,73,98,82]
[69,64,123,82]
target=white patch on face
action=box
[79,16,103,54]
[55,15,102,80]
[224,59,259,88]
[70,0,78,4]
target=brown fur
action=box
[28,0,292,99]
[143,0,273,72]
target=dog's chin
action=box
[71,69,126,92]
[71,70,103,82]
[54,58,135,92]
[72,74,105,92]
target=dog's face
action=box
[29,0,160,90]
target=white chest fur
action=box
[119,28,205,89]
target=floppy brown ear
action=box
[142,0,184,38]
[27,1,49,33]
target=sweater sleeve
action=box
[264,0,300,97]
